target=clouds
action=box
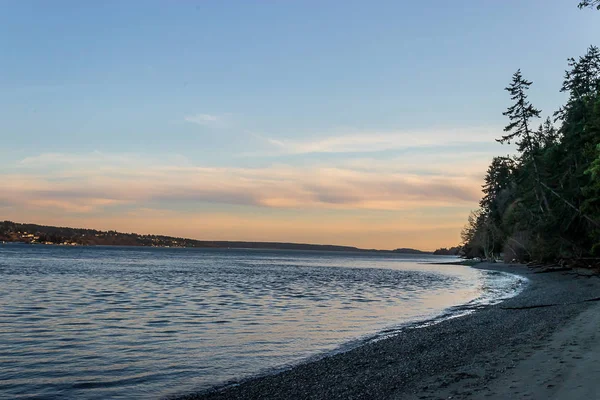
[262,127,500,155]
[18,151,192,169]
[19,152,145,168]
[1,152,484,217]
[184,113,226,127]
[1,124,503,249]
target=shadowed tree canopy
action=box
[462,42,600,262]
[480,156,515,214]
[497,70,542,155]
[579,0,600,10]
[458,2,599,262]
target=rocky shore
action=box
[174,263,600,400]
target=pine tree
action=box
[578,0,600,10]
[498,70,542,153]
[462,42,600,261]
[479,156,516,258]
[498,70,550,214]
[480,156,515,218]
[553,46,600,231]
[534,117,559,150]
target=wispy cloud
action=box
[2,151,488,249]
[184,113,226,127]
[261,127,501,155]
[2,152,485,215]
[19,151,192,169]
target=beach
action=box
[179,263,600,400]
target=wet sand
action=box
[175,263,600,400]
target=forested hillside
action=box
[0,221,432,253]
[462,4,600,262]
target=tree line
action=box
[462,4,599,262]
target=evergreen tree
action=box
[459,5,599,262]
[534,117,559,151]
[497,70,542,153]
[479,156,516,258]
[463,46,600,262]
[498,70,550,214]
[579,0,600,10]
[480,156,515,225]
[553,46,600,233]
[461,209,484,259]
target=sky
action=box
[1,1,599,250]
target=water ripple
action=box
[0,246,520,399]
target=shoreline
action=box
[174,262,600,400]
[1,241,439,255]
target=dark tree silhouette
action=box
[463,44,600,261]
[498,70,550,214]
[578,0,600,10]
[497,70,541,153]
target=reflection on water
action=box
[0,246,521,399]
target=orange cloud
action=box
[1,151,492,249]
[1,164,482,212]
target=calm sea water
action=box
[0,245,523,399]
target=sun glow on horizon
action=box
[1,145,494,250]
[3,1,591,250]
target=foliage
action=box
[462,44,600,262]
[497,70,542,153]
[579,0,600,10]
[432,246,462,256]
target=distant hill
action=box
[432,246,462,256]
[392,248,430,255]
[0,220,431,254]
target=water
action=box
[0,245,524,399]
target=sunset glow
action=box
[2,1,597,250]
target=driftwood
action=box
[501,296,600,310]
[533,267,572,274]
[526,258,600,275]
[501,304,559,310]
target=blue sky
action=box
[1,1,598,249]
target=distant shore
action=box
[175,263,600,400]
[1,240,438,255]
[2,221,445,254]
